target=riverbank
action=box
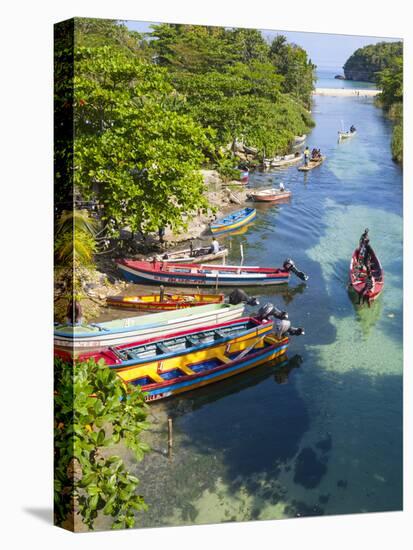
[314,87,380,97]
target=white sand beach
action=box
[314,88,380,97]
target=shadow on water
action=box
[132,353,402,528]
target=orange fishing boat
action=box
[106,292,225,311]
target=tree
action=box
[73,46,213,237]
[54,357,150,530]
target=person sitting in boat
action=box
[350,125,356,133]
[279,181,285,192]
[304,146,310,166]
[209,237,220,254]
[359,269,375,306]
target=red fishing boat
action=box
[116,258,308,287]
[248,188,291,202]
[349,246,384,304]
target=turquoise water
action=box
[316,67,378,89]
[112,89,402,529]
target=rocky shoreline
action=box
[55,169,251,322]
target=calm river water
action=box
[104,84,403,529]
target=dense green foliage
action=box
[150,24,315,156]
[377,55,403,163]
[67,19,316,236]
[54,357,150,529]
[343,41,402,82]
[73,44,212,237]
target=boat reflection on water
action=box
[253,282,307,306]
[162,354,304,418]
[348,288,383,338]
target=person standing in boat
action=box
[279,181,285,192]
[350,125,356,133]
[304,146,310,166]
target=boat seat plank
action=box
[156,342,171,354]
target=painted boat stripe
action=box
[145,344,288,396]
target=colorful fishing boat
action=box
[240,169,249,183]
[297,156,326,171]
[106,292,225,311]
[116,258,308,287]
[76,316,290,402]
[248,188,291,202]
[54,302,245,352]
[210,207,256,234]
[154,245,228,264]
[349,246,384,304]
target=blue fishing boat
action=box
[210,207,256,234]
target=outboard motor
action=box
[256,302,305,337]
[256,302,288,321]
[273,318,305,338]
[228,288,259,307]
[283,258,309,282]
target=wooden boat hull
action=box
[106,292,225,311]
[349,247,384,302]
[270,154,303,168]
[294,134,307,144]
[154,247,228,264]
[338,131,356,140]
[54,302,244,351]
[248,189,291,202]
[72,317,289,402]
[298,156,326,171]
[210,207,256,234]
[117,260,291,287]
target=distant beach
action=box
[314,87,380,97]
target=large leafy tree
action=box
[269,36,316,107]
[74,46,213,236]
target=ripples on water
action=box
[98,93,402,530]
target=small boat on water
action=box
[154,245,228,264]
[116,258,308,287]
[54,302,244,352]
[106,292,225,311]
[293,134,307,144]
[298,156,326,171]
[248,188,291,202]
[210,207,256,234]
[338,130,357,141]
[75,316,290,402]
[263,153,303,169]
[349,246,384,304]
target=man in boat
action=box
[279,181,285,192]
[209,237,220,254]
[359,268,375,306]
[350,125,356,133]
[304,146,310,166]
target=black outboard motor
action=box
[228,288,259,307]
[256,303,288,321]
[283,258,309,282]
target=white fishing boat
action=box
[54,302,245,352]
